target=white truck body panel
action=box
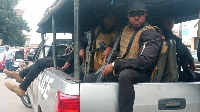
[80,82,200,112]
[28,70,200,112]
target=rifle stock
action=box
[96,33,121,82]
[182,63,197,80]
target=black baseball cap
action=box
[127,0,147,12]
[99,7,116,18]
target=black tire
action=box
[21,92,32,108]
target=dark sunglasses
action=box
[103,13,116,18]
[128,10,146,17]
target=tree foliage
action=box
[0,0,30,47]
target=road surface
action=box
[0,72,33,112]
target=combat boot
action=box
[3,69,23,83]
[4,82,25,97]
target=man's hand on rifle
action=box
[102,63,113,79]
[189,62,197,71]
[103,47,111,63]
[79,49,85,63]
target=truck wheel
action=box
[21,92,32,108]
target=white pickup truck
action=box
[27,70,200,112]
[22,38,200,112]
[21,0,200,112]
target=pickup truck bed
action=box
[27,69,200,112]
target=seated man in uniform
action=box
[4,47,74,97]
[159,15,197,81]
[79,9,120,74]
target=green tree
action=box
[0,0,30,47]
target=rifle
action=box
[85,31,92,51]
[182,63,197,80]
[95,33,121,82]
[84,29,104,78]
[84,47,106,78]
[90,47,106,53]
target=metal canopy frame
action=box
[37,0,200,33]
[37,0,200,80]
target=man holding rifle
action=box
[84,0,163,112]
[159,16,197,81]
[79,9,119,75]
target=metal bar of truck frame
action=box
[198,11,200,39]
[52,15,57,68]
[41,0,80,77]
[74,0,80,80]
[40,27,45,58]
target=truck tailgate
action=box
[37,70,80,112]
[134,82,200,112]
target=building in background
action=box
[14,9,34,49]
[14,9,24,17]
[173,19,199,51]
[14,0,56,50]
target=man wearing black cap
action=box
[101,0,163,112]
[159,16,197,81]
[79,9,120,72]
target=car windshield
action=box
[191,50,197,56]
[0,49,5,53]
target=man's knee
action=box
[118,69,133,83]
[37,58,47,63]
[35,58,52,67]
[118,69,149,84]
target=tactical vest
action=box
[118,24,155,59]
[94,26,118,48]
[93,26,119,70]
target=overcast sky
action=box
[15,0,54,34]
[14,0,55,44]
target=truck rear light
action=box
[55,91,80,112]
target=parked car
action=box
[191,50,200,64]
[0,47,5,71]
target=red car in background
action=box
[0,48,5,71]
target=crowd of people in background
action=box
[2,45,36,73]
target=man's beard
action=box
[129,22,145,30]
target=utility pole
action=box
[197,11,200,60]
[198,11,200,39]
[74,0,80,81]
[179,23,182,38]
